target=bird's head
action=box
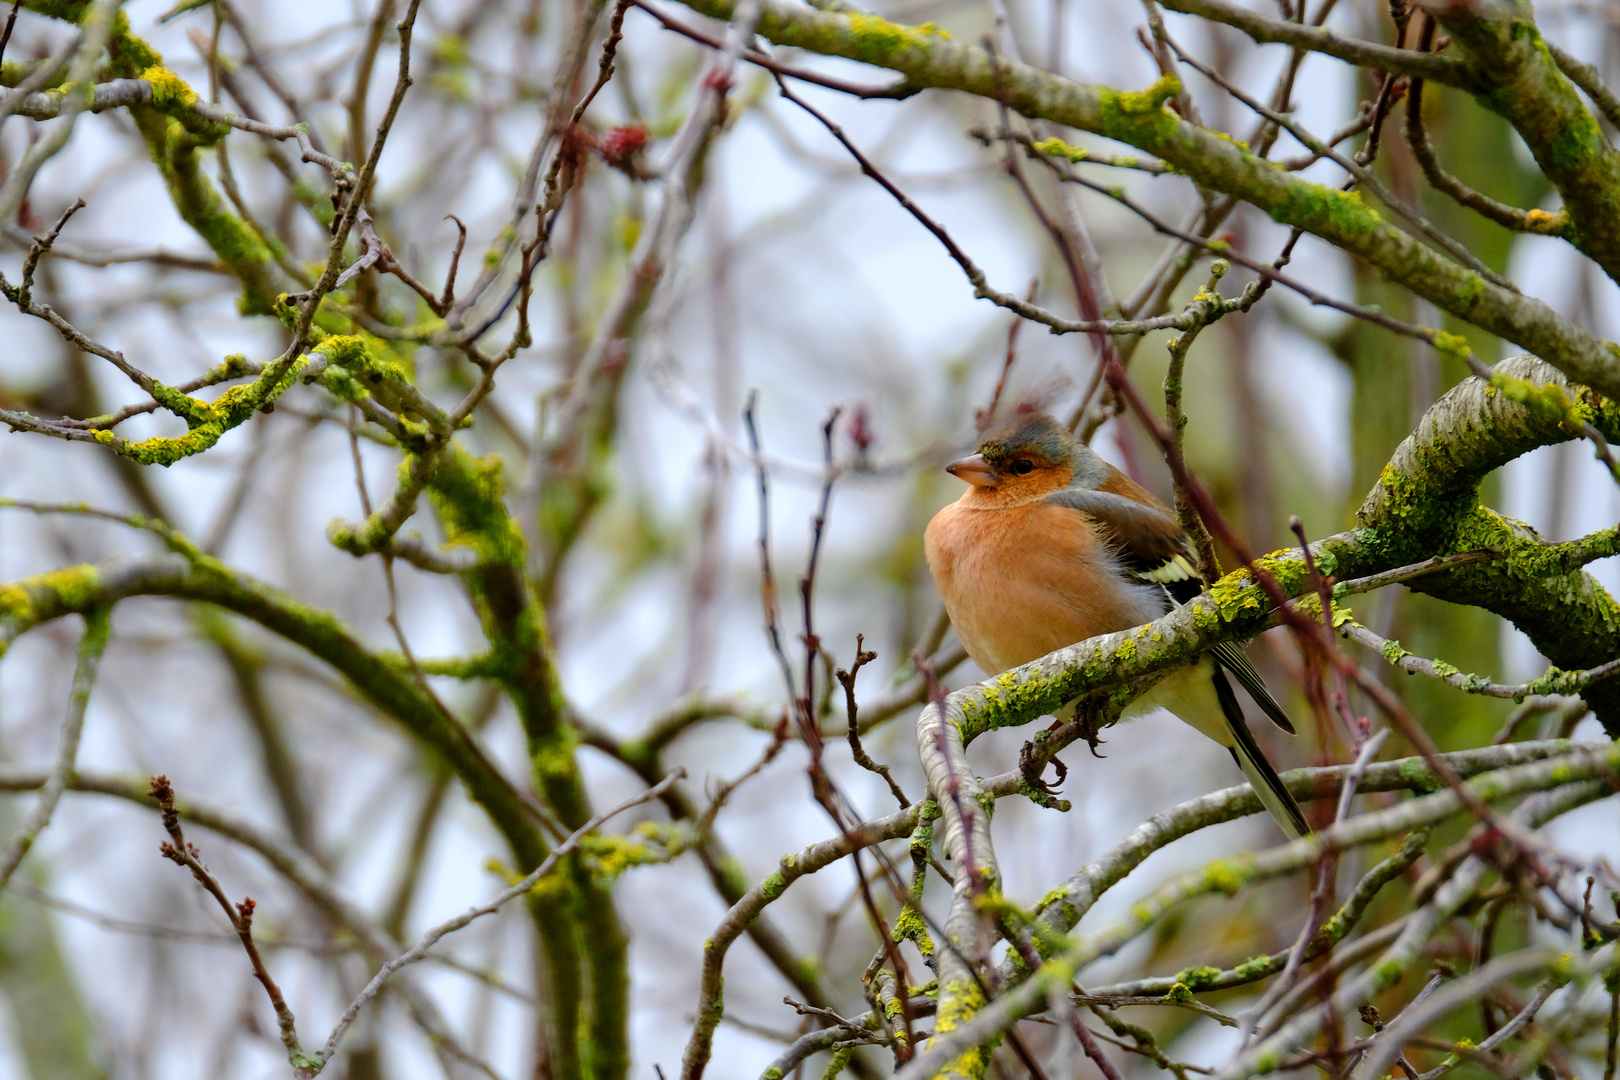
[945,413,1082,498]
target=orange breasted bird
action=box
[924,413,1311,839]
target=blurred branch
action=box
[666,0,1620,400]
[1407,981,1555,1080]
[316,773,681,1069]
[0,0,120,229]
[575,709,857,1023]
[3,764,490,1075]
[2,227,225,272]
[629,0,913,98]
[450,0,613,322]
[0,544,556,876]
[1153,0,1470,85]
[1403,50,1572,238]
[1024,740,1595,956]
[0,609,108,892]
[1220,781,1608,1080]
[1074,830,1426,999]
[536,0,763,599]
[898,753,1617,1079]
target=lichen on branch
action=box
[666,0,1620,400]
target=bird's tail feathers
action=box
[1211,642,1297,735]
[1212,668,1311,840]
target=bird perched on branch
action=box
[924,412,1310,839]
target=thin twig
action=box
[1413,983,1557,1080]
[743,393,800,710]
[838,637,909,808]
[1021,130,1469,353]
[1344,622,1620,701]
[149,775,314,1075]
[631,0,911,98]
[0,610,109,892]
[1404,37,1567,237]
[1159,29,1516,292]
[977,279,1037,431]
[1244,730,1389,1041]
[0,0,22,72]
[315,771,682,1066]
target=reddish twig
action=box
[1292,515,1368,747]
[148,775,314,1076]
[799,407,842,770]
[977,279,1037,432]
[1068,1012,1127,1080]
[573,0,633,121]
[438,214,467,314]
[0,0,22,73]
[838,636,909,808]
[743,392,802,710]
[745,401,923,1057]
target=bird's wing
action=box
[1211,666,1311,839]
[1044,485,1298,735]
[1041,487,1201,599]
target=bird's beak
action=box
[945,453,997,487]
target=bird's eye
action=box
[1012,459,1034,475]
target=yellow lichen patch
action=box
[891,904,934,956]
[1523,207,1568,234]
[1208,570,1265,621]
[1203,854,1256,896]
[932,977,998,1078]
[1033,136,1089,163]
[0,566,105,645]
[1432,331,1474,366]
[843,11,949,63]
[579,821,694,887]
[140,65,198,110]
[1487,369,1592,433]
[0,582,29,622]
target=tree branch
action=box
[665,0,1620,400]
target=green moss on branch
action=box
[1431,5,1620,283]
[667,0,1620,400]
[1358,357,1620,731]
[426,446,629,1079]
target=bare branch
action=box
[316,771,682,1068]
[0,610,109,892]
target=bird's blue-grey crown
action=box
[976,412,1108,486]
[976,413,1074,467]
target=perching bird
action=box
[924,412,1311,839]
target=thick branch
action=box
[1155,0,1472,86]
[901,752,1617,1079]
[1427,4,1620,284]
[0,550,551,871]
[0,766,489,1072]
[1024,739,1594,947]
[666,0,1620,400]
[1358,356,1620,730]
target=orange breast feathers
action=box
[924,496,1165,676]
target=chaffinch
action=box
[924,412,1310,839]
